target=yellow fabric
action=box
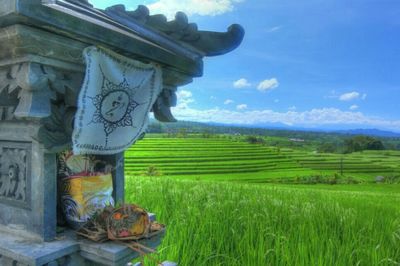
[62,173,114,222]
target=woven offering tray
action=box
[76,205,165,243]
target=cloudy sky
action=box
[90,0,400,132]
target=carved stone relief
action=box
[0,62,83,119]
[0,142,31,208]
[0,62,83,150]
[0,65,19,121]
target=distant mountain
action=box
[334,129,400,138]
[203,122,400,138]
[148,119,400,139]
[217,123,400,138]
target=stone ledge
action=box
[0,230,78,265]
[0,226,163,266]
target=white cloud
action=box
[267,26,282,33]
[257,78,279,92]
[339,91,360,101]
[236,104,247,110]
[362,93,367,100]
[176,90,194,109]
[146,0,244,20]
[177,90,192,98]
[350,105,359,110]
[274,99,280,103]
[171,105,400,132]
[233,78,251,89]
[224,99,234,105]
[288,106,297,111]
[210,96,217,100]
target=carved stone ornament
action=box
[0,142,31,208]
[0,63,81,118]
[0,63,83,150]
[152,88,178,122]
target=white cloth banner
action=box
[72,46,162,155]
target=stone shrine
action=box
[0,0,244,265]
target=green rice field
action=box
[124,135,400,265]
[126,177,400,266]
[125,135,400,183]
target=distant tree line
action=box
[245,136,266,145]
[147,120,400,152]
[317,135,385,154]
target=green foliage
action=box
[384,175,400,184]
[295,173,347,185]
[344,135,385,153]
[141,165,162,176]
[177,128,188,138]
[317,142,338,153]
[147,122,164,133]
[245,135,266,145]
[316,135,386,154]
[126,176,400,265]
[201,132,212,138]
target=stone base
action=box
[0,228,163,266]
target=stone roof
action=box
[0,0,245,136]
[104,5,245,57]
[65,1,244,58]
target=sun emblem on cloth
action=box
[90,72,144,141]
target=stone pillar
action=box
[0,58,83,240]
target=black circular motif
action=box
[90,74,141,139]
[100,90,131,123]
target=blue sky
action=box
[90,0,400,132]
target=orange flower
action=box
[113,212,122,220]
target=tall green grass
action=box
[126,176,400,266]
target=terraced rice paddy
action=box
[125,135,400,182]
[125,135,400,265]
